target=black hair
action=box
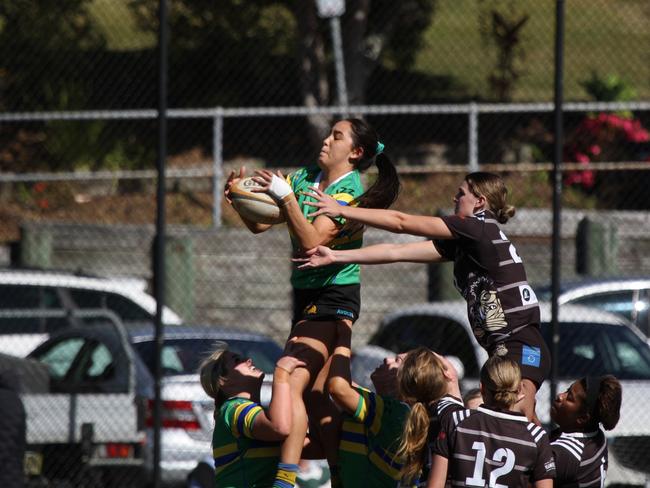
[345,118,401,210]
[579,375,621,431]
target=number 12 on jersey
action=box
[466,441,516,488]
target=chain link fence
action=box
[0,0,649,486]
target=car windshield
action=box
[541,322,650,379]
[132,338,283,376]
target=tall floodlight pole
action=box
[153,1,169,487]
[550,0,565,413]
[316,0,349,115]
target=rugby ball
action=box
[229,177,285,225]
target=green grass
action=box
[88,0,155,51]
[416,0,650,101]
[86,0,649,100]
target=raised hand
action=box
[302,186,344,218]
[292,245,335,269]
[224,166,246,204]
[275,355,307,375]
[252,169,292,202]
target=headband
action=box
[584,376,602,418]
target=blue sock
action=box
[273,462,299,488]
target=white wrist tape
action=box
[267,174,293,201]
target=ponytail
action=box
[344,118,401,211]
[396,402,430,484]
[396,348,448,483]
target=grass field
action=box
[88,0,649,102]
[413,0,649,102]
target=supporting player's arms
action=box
[295,240,445,269]
[327,322,360,414]
[251,356,305,441]
[304,186,454,239]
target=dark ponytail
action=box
[345,118,401,210]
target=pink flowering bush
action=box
[564,112,650,189]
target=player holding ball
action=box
[224,118,400,488]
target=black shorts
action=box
[489,325,550,390]
[292,284,361,327]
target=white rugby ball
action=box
[229,177,286,225]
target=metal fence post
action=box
[213,109,224,228]
[468,102,479,172]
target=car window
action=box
[570,291,636,321]
[132,338,284,376]
[541,322,650,379]
[35,337,85,379]
[370,315,480,377]
[69,289,152,322]
[0,284,61,309]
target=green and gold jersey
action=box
[288,166,365,289]
[212,397,280,488]
[338,386,410,487]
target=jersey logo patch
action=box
[518,284,538,305]
[305,305,318,315]
[522,345,541,367]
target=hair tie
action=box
[376,141,385,155]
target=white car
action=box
[537,277,650,338]
[0,268,183,356]
[368,301,650,486]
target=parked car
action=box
[20,320,151,488]
[128,324,284,486]
[0,268,183,356]
[536,277,650,337]
[368,300,650,486]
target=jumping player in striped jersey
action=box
[428,355,556,488]
[296,172,548,424]
[329,323,463,486]
[198,346,305,487]
[550,375,622,487]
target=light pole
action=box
[316,0,349,115]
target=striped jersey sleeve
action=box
[222,398,264,439]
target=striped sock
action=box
[329,465,342,488]
[273,462,299,488]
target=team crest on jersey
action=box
[304,304,318,315]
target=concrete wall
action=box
[14,209,650,346]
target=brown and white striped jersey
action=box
[434,209,540,350]
[432,405,556,487]
[550,428,608,488]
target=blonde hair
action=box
[480,355,521,409]
[199,343,228,407]
[465,172,515,224]
[396,348,448,484]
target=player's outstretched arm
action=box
[303,186,454,239]
[294,240,445,269]
[251,356,305,441]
